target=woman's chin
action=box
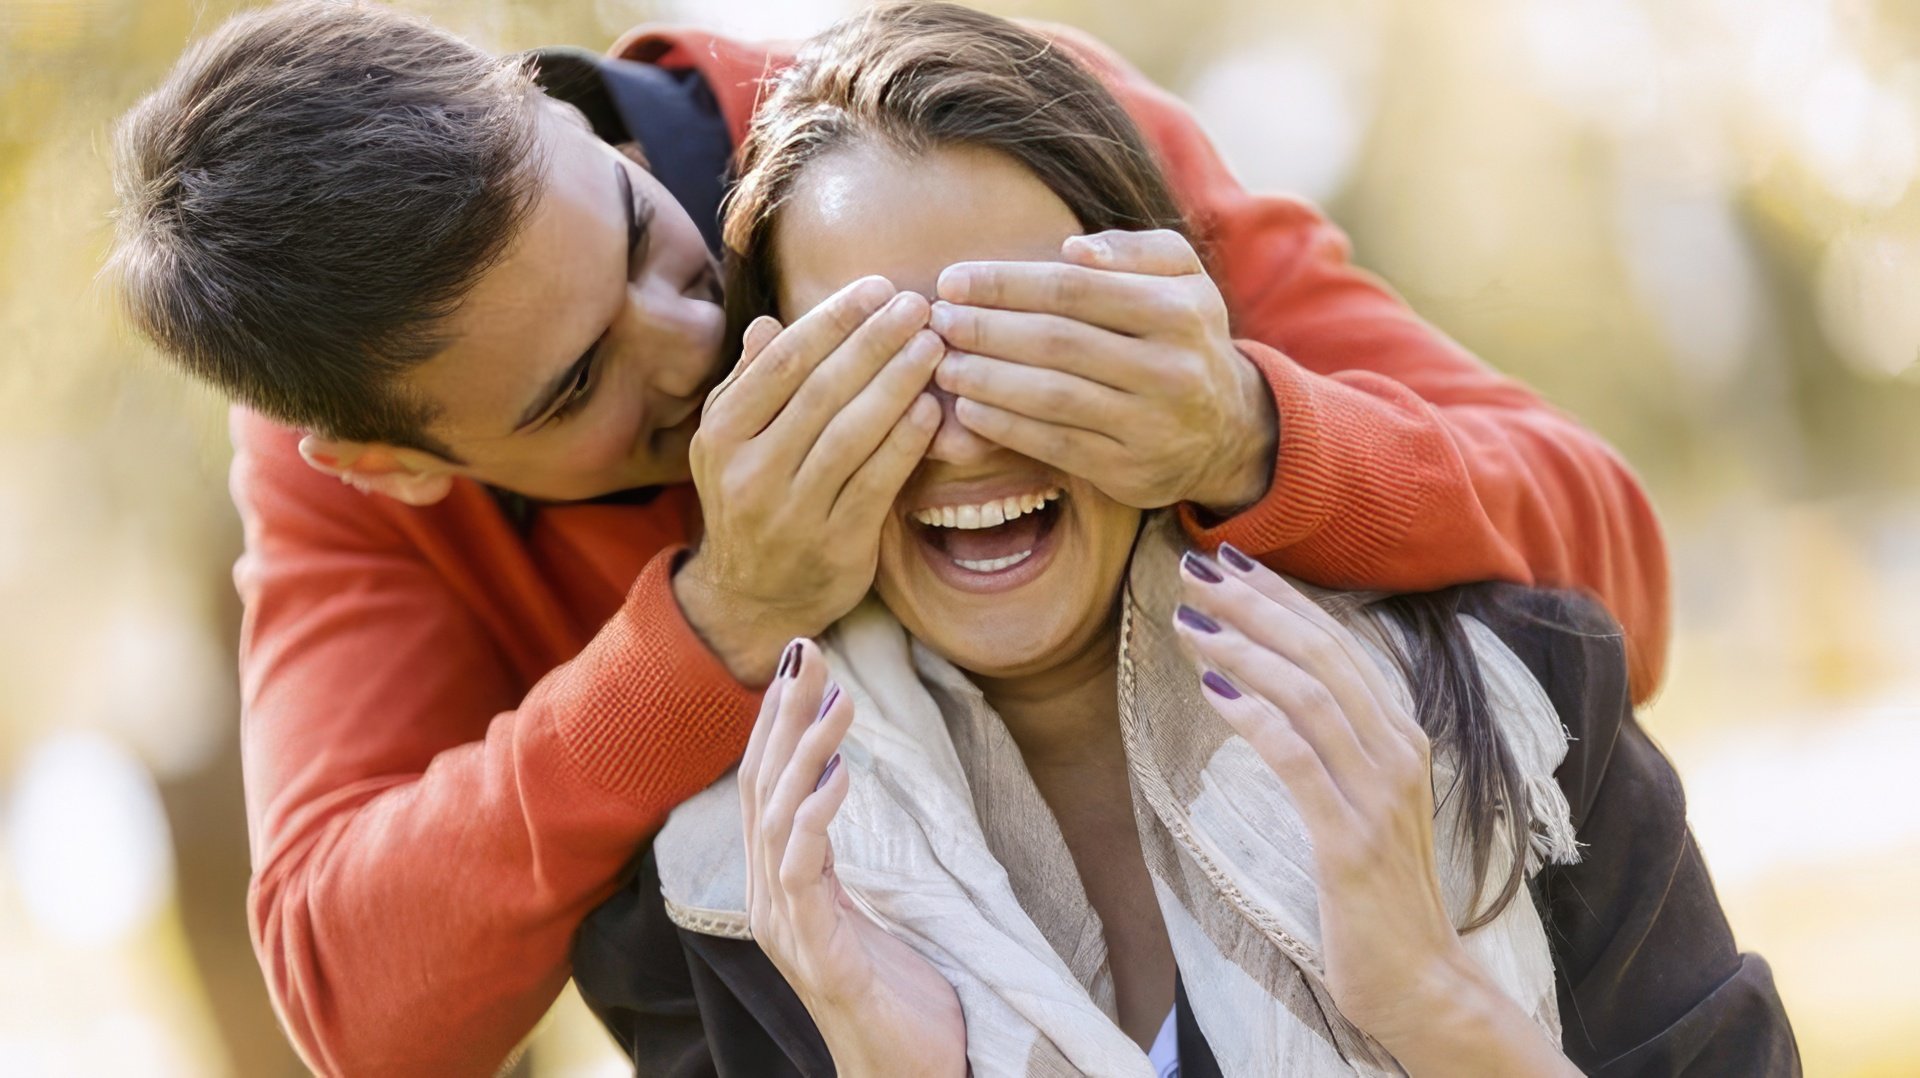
[882,575,1099,682]
[925,618,1082,681]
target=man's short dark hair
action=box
[108,0,544,454]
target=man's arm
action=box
[1063,30,1670,701]
[231,412,760,1077]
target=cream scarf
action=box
[655,518,1579,1076]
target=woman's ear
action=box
[297,434,456,506]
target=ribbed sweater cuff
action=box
[550,544,763,810]
[1179,342,1428,583]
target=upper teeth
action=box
[911,488,1061,529]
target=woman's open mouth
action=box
[908,487,1066,594]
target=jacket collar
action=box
[525,44,734,256]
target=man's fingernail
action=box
[815,683,841,723]
[778,640,803,679]
[1181,551,1223,584]
[815,753,842,791]
[940,266,971,300]
[1069,235,1108,261]
[906,328,942,361]
[929,301,956,333]
[1201,670,1241,700]
[1176,605,1220,634]
[1218,544,1256,574]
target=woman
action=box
[572,5,1796,1075]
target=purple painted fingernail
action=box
[1218,543,1256,574]
[778,640,802,680]
[1181,551,1223,584]
[1201,670,1241,700]
[1175,605,1220,634]
[815,683,841,723]
[815,753,842,791]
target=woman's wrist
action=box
[1373,950,1577,1077]
[819,1015,968,1078]
[811,989,968,1078]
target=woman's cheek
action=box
[873,519,914,599]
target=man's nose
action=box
[923,385,1000,466]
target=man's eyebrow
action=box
[512,161,643,433]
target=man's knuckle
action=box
[720,471,758,509]
[1051,268,1086,308]
[1037,379,1078,416]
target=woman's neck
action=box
[973,622,1122,769]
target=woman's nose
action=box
[923,385,1001,466]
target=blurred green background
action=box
[3,0,1917,1074]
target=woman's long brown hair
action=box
[721,0,1533,931]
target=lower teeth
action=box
[952,549,1033,573]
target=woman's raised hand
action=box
[740,639,967,1078]
[1171,548,1578,1077]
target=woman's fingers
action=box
[1185,551,1417,760]
[760,672,855,909]
[747,641,831,916]
[779,753,852,940]
[1195,666,1352,839]
[1217,544,1422,741]
[740,639,802,814]
[1175,591,1373,798]
[740,640,803,915]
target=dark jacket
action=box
[571,587,1800,1076]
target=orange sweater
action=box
[232,25,1669,1077]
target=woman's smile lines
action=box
[909,487,1061,529]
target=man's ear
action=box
[297,435,456,507]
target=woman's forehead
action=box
[772,142,1081,316]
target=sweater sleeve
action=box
[1049,27,1671,703]
[1473,588,1801,1076]
[231,412,761,1077]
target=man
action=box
[109,2,1669,1074]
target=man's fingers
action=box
[934,259,1196,337]
[928,304,1158,389]
[934,351,1133,433]
[704,276,897,440]
[705,315,787,421]
[759,291,931,468]
[950,397,1123,483]
[740,315,784,368]
[796,329,942,502]
[828,393,940,537]
[1063,228,1205,277]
